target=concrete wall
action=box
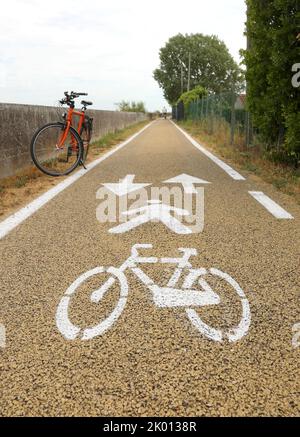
[0,103,147,178]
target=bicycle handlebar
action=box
[59,91,88,106]
[71,91,88,97]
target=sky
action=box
[0,0,247,112]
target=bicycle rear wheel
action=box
[56,266,128,341]
[30,122,83,176]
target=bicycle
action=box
[56,244,251,343]
[30,91,94,176]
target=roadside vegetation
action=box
[153,33,243,104]
[0,120,149,219]
[177,86,207,111]
[116,101,146,113]
[154,2,299,203]
[179,119,300,205]
[242,0,299,166]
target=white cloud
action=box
[0,0,246,111]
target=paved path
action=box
[0,120,299,416]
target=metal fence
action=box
[173,92,254,147]
[172,101,184,121]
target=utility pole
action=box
[187,52,191,92]
[181,64,184,95]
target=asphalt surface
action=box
[0,119,299,416]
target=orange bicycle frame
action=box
[57,107,85,150]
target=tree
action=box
[116,101,146,113]
[153,33,244,105]
[242,0,300,162]
[177,86,207,110]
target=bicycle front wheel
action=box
[185,268,251,343]
[30,122,83,176]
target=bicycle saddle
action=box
[81,100,93,106]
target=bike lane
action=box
[0,119,299,416]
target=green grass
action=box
[94,131,119,148]
[272,178,288,189]
[242,161,259,173]
[14,176,29,188]
[90,120,149,154]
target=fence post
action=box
[210,96,214,134]
[230,91,236,145]
[245,111,253,147]
[245,111,250,147]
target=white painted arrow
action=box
[102,175,151,197]
[109,200,192,235]
[164,173,211,194]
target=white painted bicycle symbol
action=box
[56,244,251,342]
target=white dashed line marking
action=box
[249,191,294,219]
[0,324,6,348]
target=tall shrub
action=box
[242,0,300,164]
